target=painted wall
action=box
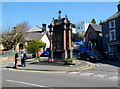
[76,22,89,33]
[41,34,50,49]
[0,43,4,51]
[102,17,120,53]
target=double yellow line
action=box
[5,62,96,73]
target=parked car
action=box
[108,53,118,61]
[40,51,50,57]
[80,50,101,62]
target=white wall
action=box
[72,28,76,34]
[84,22,90,32]
[41,34,50,49]
[76,22,89,33]
[0,43,4,51]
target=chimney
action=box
[42,24,46,32]
[118,1,120,12]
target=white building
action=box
[76,22,90,33]
[72,28,76,34]
[0,43,4,51]
[26,25,50,50]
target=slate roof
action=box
[90,24,102,32]
[27,25,43,32]
[26,32,45,41]
[103,12,120,23]
[84,24,102,36]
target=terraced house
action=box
[102,2,120,53]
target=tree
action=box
[2,33,15,50]
[91,18,96,24]
[27,40,46,55]
[71,23,76,28]
[72,32,85,42]
[2,21,29,50]
[77,32,85,38]
[71,41,74,47]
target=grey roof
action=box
[90,23,102,32]
[26,32,45,41]
[27,25,43,32]
[84,24,102,36]
[103,12,120,23]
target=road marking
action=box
[109,76,118,79]
[78,63,96,71]
[93,74,107,77]
[68,72,80,74]
[3,68,66,73]
[95,64,113,67]
[80,73,94,76]
[2,61,96,73]
[68,71,118,80]
[6,80,47,87]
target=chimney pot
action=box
[42,24,46,32]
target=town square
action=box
[0,1,120,89]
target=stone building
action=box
[48,10,72,60]
[102,2,120,53]
[84,24,102,52]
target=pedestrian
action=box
[15,51,19,68]
[20,52,24,66]
[23,52,27,67]
[83,51,88,60]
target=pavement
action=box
[2,56,119,72]
[2,57,95,72]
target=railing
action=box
[0,49,27,57]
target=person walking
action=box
[23,52,27,67]
[20,52,24,66]
[15,52,19,68]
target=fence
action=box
[0,49,26,57]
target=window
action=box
[77,26,82,29]
[109,20,115,29]
[109,30,116,41]
[77,27,80,29]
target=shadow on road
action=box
[5,65,24,69]
[97,60,120,67]
[78,58,120,67]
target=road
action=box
[2,60,119,88]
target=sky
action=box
[2,2,118,30]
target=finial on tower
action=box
[65,15,67,18]
[58,10,62,19]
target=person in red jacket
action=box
[14,52,19,68]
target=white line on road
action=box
[109,76,118,79]
[93,74,107,77]
[6,79,47,87]
[68,72,80,74]
[80,73,94,76]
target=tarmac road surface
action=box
[2,66,118,88]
